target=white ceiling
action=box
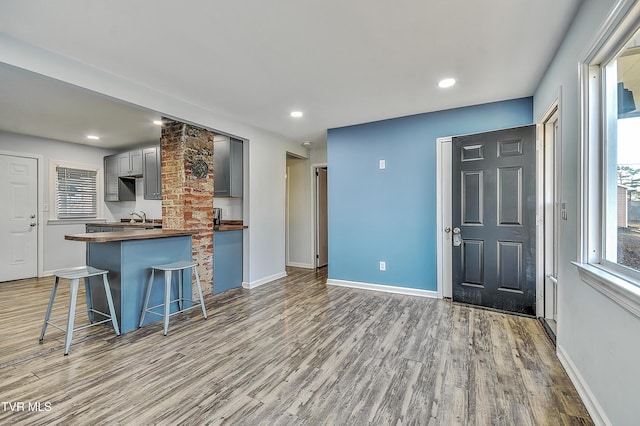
[0,62,162,148]
[0,0,583,149]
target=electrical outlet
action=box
[379,261,386,271]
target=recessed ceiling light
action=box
[87,135,100,140]
[153,120,163,126]
[438,78,456,88]
[290,111,303,118]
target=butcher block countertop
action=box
[215,220,248,232]
[65,229,196,243]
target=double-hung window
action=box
[56,166,97,219]
[49,160,103,222]
[579,0,640,317]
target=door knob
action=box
[30,214,36,219]
[30,222,37,227]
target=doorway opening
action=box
[314,165,328,268]
[285,153,315,269]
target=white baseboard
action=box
[326,279,439,299]
[243,271,288,290]
[557,344,610,426]
[286,262,315,269]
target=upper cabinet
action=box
[143,146,162,200]
[214,136,243,198]
[105,155,135,201]
[117,149,143,177]
[104,147,159,202]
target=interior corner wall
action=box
[327,98,533,290]
[533,0,640,424]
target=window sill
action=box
[47,218,106,225]
[573,262,640,319]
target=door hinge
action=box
[536,215,543,226]
[536,140,544,151]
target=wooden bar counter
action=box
[65,229,197,333]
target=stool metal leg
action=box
[139,269,155,327]
[102,274,120,335]
[163,270,171,336]
[193,267,207,319]
[84,276,94,323]
[178,269,183,310]
[40,276,60,342]
[64,278,80,355]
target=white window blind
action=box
[56,166,98,219]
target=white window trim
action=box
[48,159,104,223]
[576,0,640,319]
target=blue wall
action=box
[327,97,533,291]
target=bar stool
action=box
[40,266,120,355]
[139,260,207,335]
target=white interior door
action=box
[0,154,38,282]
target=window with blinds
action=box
[55,166,98,219]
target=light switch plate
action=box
[379,159,386,170]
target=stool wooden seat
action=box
[40,266,120,355]
[139,260,207,335]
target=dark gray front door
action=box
[452,126,536,315]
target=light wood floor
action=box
[0,267,591,425]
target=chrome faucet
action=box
[129,211,147,223]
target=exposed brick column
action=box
[161,119,214,296]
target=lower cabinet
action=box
[87,226,109,233]
[86,226,124,233]
[213,230,243,294]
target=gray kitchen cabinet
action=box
[117,149,143,177]
[214,137,243,197]
[105,154,135,201]
[86,225,108,233]
[143,146,162,200]
[86,225,124,232]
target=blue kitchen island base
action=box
[83,234,194,333]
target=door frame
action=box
[536,94,562,321]
[0,150,45,278]
[436,137,453,298]
[311,162,328,268]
